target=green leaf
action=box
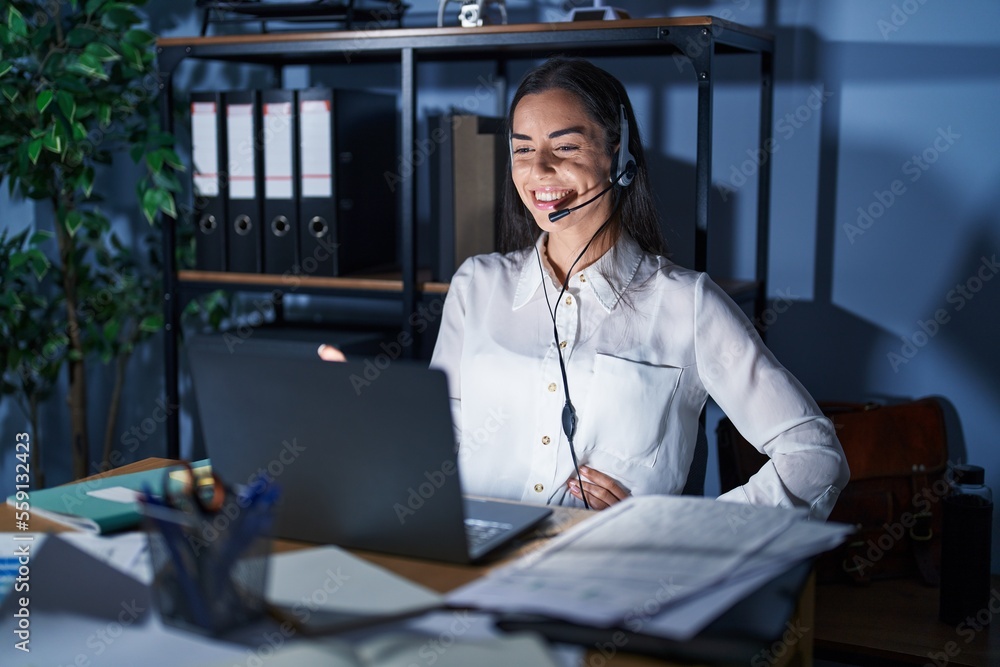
[162,148,184,171]
[0,60,12,79]
[86,0,108,15]
[1,84,18,103]
[101,5,140,30]
[41,127,62,154]
[0,135,17,148]
[71,120,87,141]
[85,42,120,63]
[104,318,121,343]
[36,89,54,113]
[57,91,76,121]
[27,138,43,164]
[29,230,54,245]
[8,6,27,39]
[99,103,112,127]
[64,210,84,237]
[27,249,50,280]
[119,42,140,72]
[124,28,156,48]
[66,25,98,49]
[140,187,160,223]
[139,314,163,332]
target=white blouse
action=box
[429,233,850,519]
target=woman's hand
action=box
[317,344,346,362]
[566,465,630,510]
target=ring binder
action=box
[191,92,228,271]
[224,90,263,274]
[262,89,298,275]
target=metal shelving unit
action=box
[156,16,775,459]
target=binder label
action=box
[264,102,294,200]
[192,102,219,197]
[227,103,257,200]
[300,100,333,198]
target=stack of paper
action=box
[448,496,853,640]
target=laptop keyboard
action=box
[464,518,514,550]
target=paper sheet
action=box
[448,496,801,627]
[266,546,444,626]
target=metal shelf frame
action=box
[156,16,774,459]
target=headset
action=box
[516,101,636,508]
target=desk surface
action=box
[4,458,811,667]
[815,576,1000,667]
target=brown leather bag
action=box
[717,397,948,585]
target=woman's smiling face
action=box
[510,88,615,237]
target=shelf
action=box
[177,270,449,295]
[178,270,756,303]
[157,17,773,69]
[158,16,775,459]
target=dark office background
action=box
[2,1,998,568]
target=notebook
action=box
[186,334,552,564]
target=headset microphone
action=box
[548,184,614,222]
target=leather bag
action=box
[717,397,949,585]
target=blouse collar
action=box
[512,232,644,313]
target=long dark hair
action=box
[498,57,667,258]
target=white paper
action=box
[448,496,801,627]
[266,546,443,620]
[300,99,333,198]
[227,102,256,199]
[59,531,153,584]
[640,519,854,640]
[191,101,219,197]
[264,101,294,200]
[86,486,142,504]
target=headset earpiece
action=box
[612,103,636,187]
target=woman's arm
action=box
[693,274,850,519]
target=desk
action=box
[815,577,1000,666]
[3,458,814,667]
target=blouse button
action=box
[565,296,573,305]
[559,340,567,349]
[579,274,586,283]
[542,436,551,445]
[534,483,544,493]
[547,382,557,392]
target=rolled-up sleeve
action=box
[693,275,850,520]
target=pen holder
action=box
[141,476,279,636]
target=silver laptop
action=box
[186,334,551,564]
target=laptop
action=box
[186,334,552,564]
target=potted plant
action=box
[0,0,181,481]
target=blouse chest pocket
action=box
[579,353,683,468]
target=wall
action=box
[2,0,998,566]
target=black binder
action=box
[224,90,263,274]
[297,88,397,276]
[261,89,298,275]
[190,91,227,271]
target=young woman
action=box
[427,57,849,517]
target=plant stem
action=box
[53,195,90,480]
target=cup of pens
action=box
[140,463,280,636]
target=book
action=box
[6,461,209,534]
